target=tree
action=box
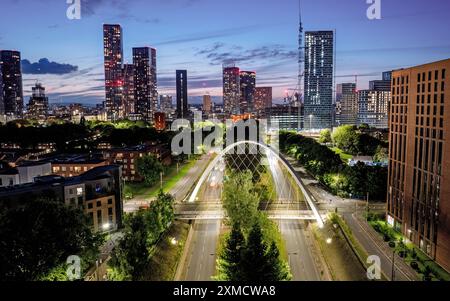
[216,227,245,281]
[222,171,260,234]
[108,191,175,280]
[0,198,103,281]
[136,154,165,186]
[240,222,291,281]
[373,145,389,163]
[332,125,360,154]
[318,129,332,144]
[109,212,149,280]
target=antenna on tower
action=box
[297,0,304,131]
[298,0,304,92]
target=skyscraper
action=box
[133,47,157,122]
[0,65,4,116]
[254,87,273,118]
[335,83,357,126]
[239,71,256,114]
[0,50,23,118]
[304,31,334,130]
[26,82,48,120]
[103,24,123,121]
[122,64,135,118]
[203,94,212,114]
[176,70,189,119]
[387,59,450,272]
[223,65,240,115]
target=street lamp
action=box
[388,241,397,281]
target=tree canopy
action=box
[136,154,165,186]
[0,198,103,281]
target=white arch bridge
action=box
[176,141,325,228]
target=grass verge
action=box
[139,221,190,281]
[312,219,368,281]
[124,159,198,200]
[330,147,353,162]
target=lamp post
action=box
[309,114,313,137]
[366,192,370,221]
[389,241,397,281]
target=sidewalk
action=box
[348,212,419,281]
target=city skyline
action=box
[1,0,450,105]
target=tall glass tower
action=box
[304,31,334,130]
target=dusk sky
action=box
[1,0,450,105]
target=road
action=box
[279,220,321,280]
[179,220,221,281]
[123,155,211,213]
[266,152,323,280]
[177,160,225,281]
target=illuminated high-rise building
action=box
[335,83,357,126]
[133,47,157,122]
[0,50,23,118]
[388,59,450,272]
[176,70,189,119]
[304,31,334,129]
[0,65,4,116]
[254,87,272,118]
[357,90,390,129]
[103,24,123,121]
[122,64,135,117]
[26,82,48,120]
[239,71,256,114]
[223,65,240,115]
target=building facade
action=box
[335,83,357,126]
[357,90,390,129]
[239,71,256,114]
[223,66,240,116]
[154,112,166,131]
[0,165,124,232]
[304,31,334,130]
[26,83,49,120]
[0,65,4,116]
[266,105,303,131]
[133,47,157,122]
[103,144,171,182]
[49,154,108,178]
[122,63,135,118]
[387,59,450,272]
[160,94,173,112]
[0,50,23,119]
[369,71,392,91]
[203,94,212,114]
[176,70,189,119]
[254,87,273,118]
[103,24,124,121]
